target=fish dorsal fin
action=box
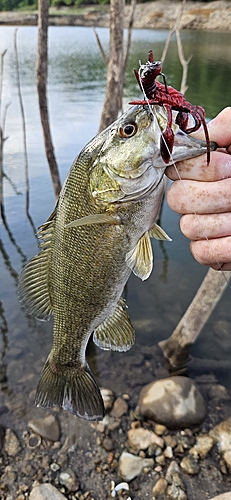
[125,231,153,281]
[65,213,121,229]
[149,223,172,241]
[18,215,56,321]
[93,298,134,352]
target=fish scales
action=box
[18,104,215,420]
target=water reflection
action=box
[0,26,231,414]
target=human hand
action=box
[166,107,231,270]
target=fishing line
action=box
[137,63,231,289]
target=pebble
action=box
[180,454,200,475]
[100,387,115,411]
[58,433,78,455]
[189,434,214,459]
[59,468,79,492]
[223,451,231,471]
[138,376,206,428]
[127,427,164,451]
[164,445,173,459]
[110,397,128,418]
[152,477,167,495]
[154,424,167,436]
[28,415,60,442]
[118,451,154,481]
[4,428,21,457]
[102,437,114,451]
[29,483,67,499]
[165,461,181,482]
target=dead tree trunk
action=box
[98,0,124,132]
[37,0,61,200]
[159,268,231,370]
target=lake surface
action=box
[0,26,231,421]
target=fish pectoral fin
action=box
[65,213,121,228]
[35,357,104,421]
[126,231,153,281]
[149,223,172,241]
[18,218,55,321]
[93,298,135,352]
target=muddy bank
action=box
[0,1,231,31]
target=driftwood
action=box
[159,268,231,370]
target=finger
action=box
[166,150,231,181]
[190,107,231,149]
[166,178,231,214]
[180,213,231,240]
[190,236,231,269]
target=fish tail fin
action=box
[35,358,105,420]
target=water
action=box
[1,26,231,418]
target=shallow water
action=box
[1,26,231,418]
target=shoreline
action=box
[0,1,231,31]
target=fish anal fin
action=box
[149,223,172,241]
[126,231,153,281]
[93,298,134,352]
[35,358,104,420]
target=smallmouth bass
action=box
[18,104,214,420]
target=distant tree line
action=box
[0,0,220,12]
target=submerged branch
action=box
[14,29,31,215]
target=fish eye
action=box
[119,122,137,138]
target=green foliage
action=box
[0,0,37,10]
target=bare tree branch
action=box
[175,28,192,95]
[123,0,136,72]
[14,29,31,215]
[93,27,108,66]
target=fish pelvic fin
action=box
[149,223,172,241]
[18,219,55,320]
[125,231,153,281]
[93,298,135,352]
[35,358,105,420]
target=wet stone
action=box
[110,397,128,418]
[118,451,154,482]
[139,376,206,429]
[29,483,67,499]
[59,468,79,492]
[4,428,21,457]
[28,414,60,442]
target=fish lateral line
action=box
[65,213,121,228]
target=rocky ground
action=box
[2,345,231,500]
[0,1,231,31]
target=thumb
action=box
[191,107,231,151]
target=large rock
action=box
[118,451,154,482]
[29,483,67,499]
[210,417,231,453]
[208,494,231,500]
[139,376,206,428]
